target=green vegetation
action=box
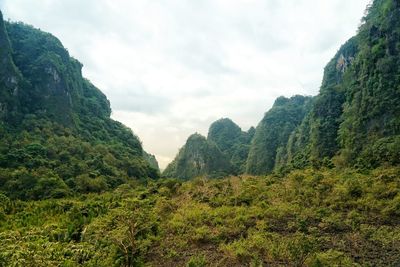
[0,119,158,200]
[1,0,400,265]
[1,167,400,266]
[208,118,255,174]
[164,120,254,180]
[337,0,400,167]
[169,0,400,178]
[0,11,158,200]
[163,133,232,180]
[246,95,313,175]
[285,0,400,170]
[143,151,160,172]
[285,38,358,170]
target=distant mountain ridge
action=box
[165,0,400,179]
[163,119,254,180]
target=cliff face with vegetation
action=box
[337,0,400,168]
[246,95,313,175]
[207,118,255,174]
[1,1,400,266]
[168,0,400,178]
[0,11,158,200]
[284,0,400,171]
[0,11,22,121]
[163,119,254,180]
[283,38,359,170]
[163,133,232,179]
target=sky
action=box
[0,0,370,169]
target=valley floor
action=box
[1,167,400,266]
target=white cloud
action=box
[0,0,371,169]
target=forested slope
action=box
[1,0,400,266]
[284,0,400,170]
[0,11,159,200]
[163,120,254,180]
[168,0,400,178]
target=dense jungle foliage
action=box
[167,0,400,179]
[0,11,159,200]
[208,119,255,174]
[163,134,233,180]
[246,96,313,175]
[1,167,400,266]
[267,0,400,172]
[163,120,254,180]
[1,0,400,266]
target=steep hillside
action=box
[1,0,400,266]
[163,133,232,179]
[208,118,255,173]
[246,95,313,175]
[164,119,254,179]
[0,12,158,200]
[286,0,400,170]
[284,39,358,169]
[0,10,22,122]
[337,0,400,167]
[143,151,160,172]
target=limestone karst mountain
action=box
[163,133,232,179]
[0,11,158,199]
[166,0,400,178]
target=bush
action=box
[187,255,207,267]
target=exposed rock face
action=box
[4,21,84,125]
[0,10,21,120]
[336,53,354,73]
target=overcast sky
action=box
[1,0,370,169]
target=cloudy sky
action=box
[1,0,370,169]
